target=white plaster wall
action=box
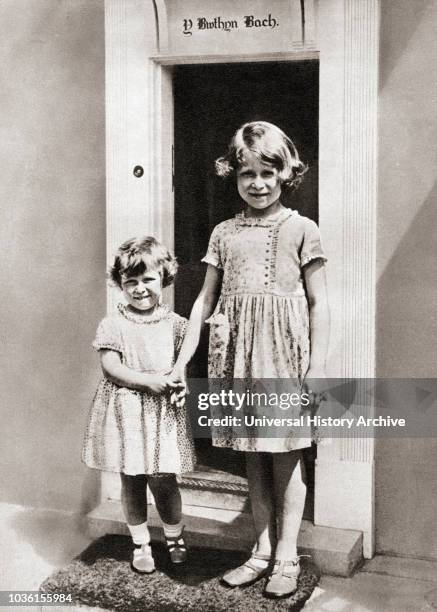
[376,0,437,558]
[0,0,106,513]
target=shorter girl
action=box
[82,236,196,573]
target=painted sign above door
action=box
[154,0,316,56]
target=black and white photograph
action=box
[1,1,437,611]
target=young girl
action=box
[82,236,196,573]
[169,122,330,598]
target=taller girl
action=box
[171,121,330,597]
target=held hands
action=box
[144,373,169,395]
[167,366,188,408]
[302,367,327,414]
[142,372,187,407]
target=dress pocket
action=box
[206,312,231,378]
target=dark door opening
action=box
[174,61,319,518]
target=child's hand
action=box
[144,374,168,395]
[168,379,187,408]
[303,367,327,414]
[167,368,188,408]
[170,384,186,408]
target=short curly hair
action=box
[215,121,308,189]
[110,236,178,289]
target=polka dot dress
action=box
[82,304,196,475]
[202,206,327,452]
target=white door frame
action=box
[103,0,379,558]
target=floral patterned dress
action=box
[82,304,196,475]
[202,205,327,452]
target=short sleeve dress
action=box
[202,205,327,452]
[82,303,196,475]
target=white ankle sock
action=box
[276,549,298,562]
[127,521,151,546]
[251,556,269,569]
[162,520,183,538]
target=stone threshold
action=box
[86,486,362,577]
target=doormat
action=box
[40,535,320,611]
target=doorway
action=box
[173,61,319,517]
[104,0,380,557]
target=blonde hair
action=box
[215,121,307,189]
[110,236,178,288]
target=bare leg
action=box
[148,474,187,564]
[245,452,276,556]
[221,452,275,586]
[147,473,181,525]
[120,474,148,525]
[272,450,307,560]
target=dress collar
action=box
[117,302,170,324]
[235,206,296,227]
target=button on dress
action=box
[202,206,327,452]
